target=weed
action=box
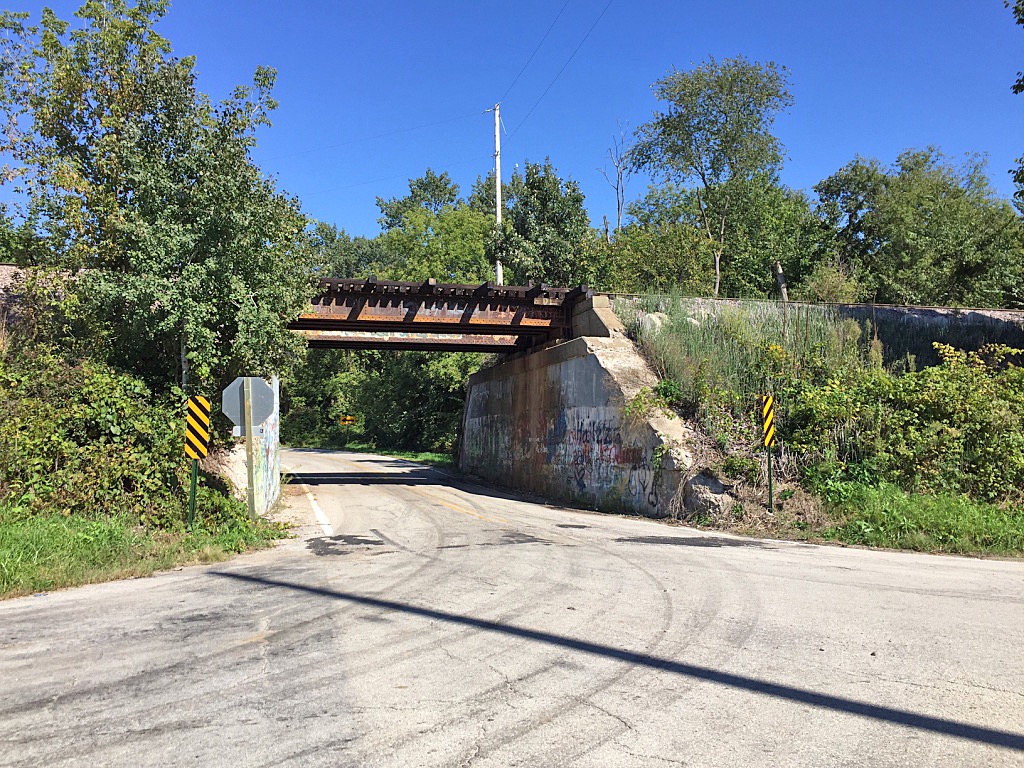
[722,455,758,485]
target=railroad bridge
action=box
[290,277,617,352]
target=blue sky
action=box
[27,1,1024,236]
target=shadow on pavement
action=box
[615,535,771,548]
[211,570,1024,752]
[290,471,441,486]
[285,467,538,507]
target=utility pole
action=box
[490,103,504,286]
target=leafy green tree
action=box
[351,351,481,452]
[717,179,819,297]
[594,220,711,294]
[466,170,507,219]
[490,158,595,286]
[307,222,388,279]
[632,56,793,295]
[816,149,1024,307]
[622,176,818,297]
[376,169,460,231]
[0,1,312,392]
[377,205,492,283]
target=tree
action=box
[623,176,818,297]
[816,149,1024,307]
[377,205,492,283]
[307,222,387,279]
[376,169,460,231]
[594,220,711,294]
[0,1,312,392]
[632,56,793,295]
[597,122,634,233]
[466,170,507,220]
[490,158,595,286]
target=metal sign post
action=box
[222,376,275,522]
[761,394,777,512]
[243,377,257,521]
[184,396,212,525]
[340,414,355,445]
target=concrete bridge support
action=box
[459,331,697,518]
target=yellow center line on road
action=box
[408,487,509,524]
[339,457,508,524]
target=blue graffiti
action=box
[545,408,568,463]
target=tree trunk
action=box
[180,331,190,392]
[713,250,722,297]
[773,260,789,303]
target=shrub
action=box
[0,347,242,527]
[790,344,1024,503]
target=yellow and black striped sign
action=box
[760,394,776,448]
[185,396,211,460]
[339,415,356,426]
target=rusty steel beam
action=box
[289,278,591,352]
[299,329,524,353]
[314,277,584,303]
[293,277,588,340]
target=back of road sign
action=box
[222,377,275,426]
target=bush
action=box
[790,344,1024,503]
[618,296,1024,531]
[0,347,243,527]
[281,347,484,454]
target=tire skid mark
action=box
[438,499,763,767]
[0,467,462,761]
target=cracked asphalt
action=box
[1,448,1022,767]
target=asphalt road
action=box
[1,448,1022,767]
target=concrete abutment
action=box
[459,333,703,518]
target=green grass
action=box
[821,482,1024,555]
[0,506,287,599]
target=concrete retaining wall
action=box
[831,305,1024,367]
[459,336,695,517]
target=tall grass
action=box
[615,296,866,417]
[821,481,1024,554]
[615,295,1024,555]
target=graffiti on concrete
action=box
[627,454,659,508]
[251,376,281,516]
[538,408,660,510]
[459,354,674,516]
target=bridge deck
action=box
[291,277,588,351]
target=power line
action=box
[506,0,615,144]
[263,112,481,162]
[297,155,494,199]
[499,0,572,103]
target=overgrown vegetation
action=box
[619,298,1024,554]
[0,1,299,596]
[281,347,483,454]
[0,344,285,597]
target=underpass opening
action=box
[282,276,599,460]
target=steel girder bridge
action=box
[290,277,591,353]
